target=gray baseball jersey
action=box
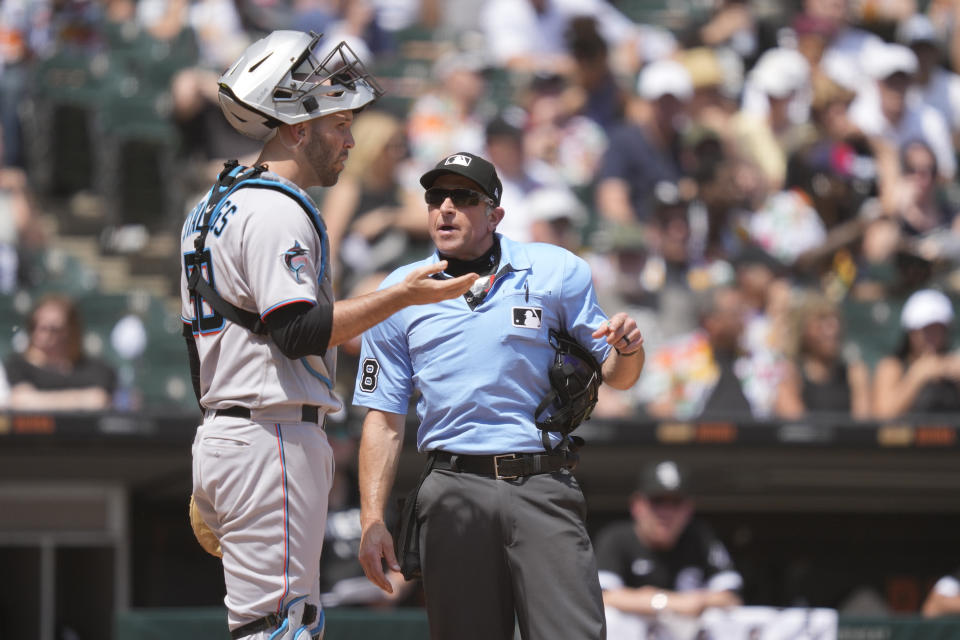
[179,170,341,414]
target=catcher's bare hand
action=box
[358,520,400,594]
[401,261,478,305]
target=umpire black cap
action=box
[420,152,503,206]
[637,460,689,497]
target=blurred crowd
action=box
[5,0,960,423]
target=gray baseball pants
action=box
[416,468,606,640]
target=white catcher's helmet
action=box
[218,30,384,141]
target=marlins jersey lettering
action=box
[180,171,341,413]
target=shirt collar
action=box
[430,233,532,271]
[497,234,532,271]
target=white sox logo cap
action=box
[420,151,503,205]
[638,460,689,497]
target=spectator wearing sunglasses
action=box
[596,460,742,638]
[354,151,645,640]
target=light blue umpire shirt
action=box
[353,234,612,454]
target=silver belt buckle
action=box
[494,454,518,480]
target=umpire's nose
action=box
[439,195,458,213]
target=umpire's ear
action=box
[487,205,505,232]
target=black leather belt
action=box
[430,450,577,480]
[230,604,317,639]
[214,405,321,423]
[230,612,281,639]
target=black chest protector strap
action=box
[186,160,324,336]
[187,161,268,334]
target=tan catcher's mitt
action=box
[189,494,222,558]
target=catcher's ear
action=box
[277,123,304,148]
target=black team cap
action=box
[637,460,689,497]
[419,152,503,206]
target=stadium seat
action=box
[484,67,521,110]
[616,0,694,29]
[22,51,104,196]
[92,71,181,231]
[841,297,907,368]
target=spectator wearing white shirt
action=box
[479,0,657,75]
[896,13,960,137]
[848,40,956,180]
[800,0,884,92]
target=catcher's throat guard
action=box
[534,329,602,450]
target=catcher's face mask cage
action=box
[218,30,384,141]
[535,330,602,441]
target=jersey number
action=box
[184,249,225,334]
[359,358,380,392]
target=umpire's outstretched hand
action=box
[358,521,399,594]
[401,261,479,304]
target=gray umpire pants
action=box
[416,467,606,640]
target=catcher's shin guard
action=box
[232,596,324,640]
[268,597,323,640]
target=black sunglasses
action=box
[424,187,492,207]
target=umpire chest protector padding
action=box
[534,329,602,450]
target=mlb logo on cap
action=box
[445,154,473,167]
[420,151,504,206]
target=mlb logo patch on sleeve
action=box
[512,307,542,329]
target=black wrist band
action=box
[615,346,638,356]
